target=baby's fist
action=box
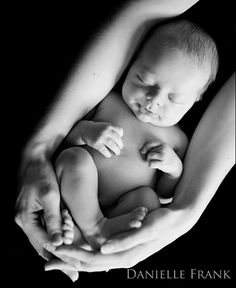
[141,142,182,177]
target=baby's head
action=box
[122,20,219,127]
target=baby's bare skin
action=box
[84,91,184,209]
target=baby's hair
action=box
[144,20,219,94]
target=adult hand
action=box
[15,157,63,251]
[44,206,193,272]
[15,157,79,281]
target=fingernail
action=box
[62,209,69,215]
[44,267,51,271]
[51,233,63,246]
[73,273,79,282]
[101,243,114,254]
[42,243,56,253]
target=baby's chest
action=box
[94,96,169,156]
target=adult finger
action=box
[54,245,147,272]
[15,200,57,256]
[40,187,63,246]
[55,231,147,262]
[54,247,121,271]
[45,258,108,273]
[55,246,94,262]
[61,270,79,282]
[101,228,148,254]
[45,259,78,271]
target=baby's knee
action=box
[136,186,161,211]
[55,147,94,177]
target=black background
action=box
[5,0,235,287]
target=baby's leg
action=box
[106,186,161,218]
[56,147,147,249]
[56,147,103,236]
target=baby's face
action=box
[122,41,210,127]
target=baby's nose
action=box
[153,97,164,107]
[146,93,164,110]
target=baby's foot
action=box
[103,206,148,233]
[127,206,148,229]
[62,209,74,245]
[83,207,148,249]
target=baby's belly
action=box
[84,145,157,208]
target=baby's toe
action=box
[64,229,74,239]
[129,207,148,228]
[132,207,148,220]
[62,209,75,244]
[63,236,74,245]
[63,229,74,245]
[129,219,142,228]
[62,223,73,232]
[62,210,74,227]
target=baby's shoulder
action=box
[100,91,122,106]
[95,91,127,121]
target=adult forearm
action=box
[156,173,181,198]
[171,74,235,225]
[23,0,198,160]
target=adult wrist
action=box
[20,141,54,175]
[168,202,199,232]
[22,142,49,162]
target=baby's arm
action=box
[141,132,188,199]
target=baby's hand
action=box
[83,121,124,158]
[141,142,183,178]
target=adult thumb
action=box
[41,189,63,246]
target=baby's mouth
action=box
[139,105,159,118]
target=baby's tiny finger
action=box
[112,126,124,138]
[147,152,160,161]
[110,130,124,150]
[105,138,121,156]
[140,142,161,154]
[98,145,112,158]
[148,160,160,169]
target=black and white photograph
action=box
[7,0,235,287]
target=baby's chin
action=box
[135,111,159,125]
[136,113,152,123]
